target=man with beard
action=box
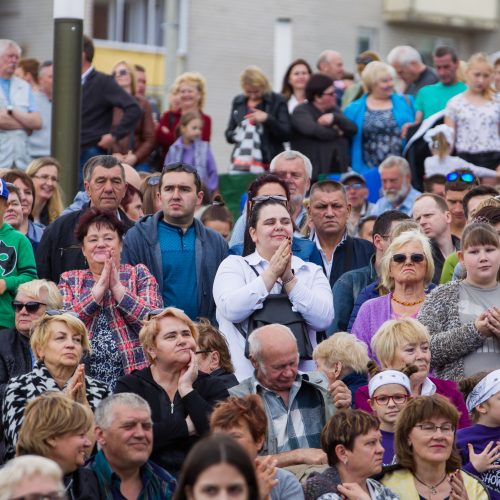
[372,156,421,216]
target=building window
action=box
[357,27,378,54]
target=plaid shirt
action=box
[59,264,162,374]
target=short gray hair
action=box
[378,155,411,176]
[94,393,151,429]
[83,155,125,182]
[387,45,422,66]
[247,324,297,360]
[0,39,21,58]
[270,150,313,180]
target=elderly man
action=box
[340,171,374,237]
[316,49,345,105]
[0,39,41,169]
[230,324,351,467]
[89,393,176,499]
[36,155,134,282]
[371,156,421,216]
[387,45,438,96]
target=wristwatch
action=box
[6,105,13,116]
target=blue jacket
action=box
[122,211,228,324]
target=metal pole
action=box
[52,0,84,200]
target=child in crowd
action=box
[423,124,498,180]
[457,369,500,500]
[367,361,416,466]
[200,195,234,241]
[0,179,38,329]
[165,111,218,194]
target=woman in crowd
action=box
[120,183,144,222]
[418,222,500,381]
[174,434,260,500]
[226,65,291,173]
[2,312,110,460]
[196,318,238,389]
[111,60,155,171]
[140,173,162,215]
[59,209,162,389]
[156,72,212,160]
[280,58,312,113]
[445,53,500,171]
[311,332,369,400]
[17,392,102,499]
[115,307,229,476]
[210,395,304,500]
[0,279,62,404]
[341,51,381,108]
[355,318,470,428]
[304,409,398,500]
[26,157,64,226]
[380,395,488,499]
[213,198,333,380]
[3,184,25,238]
[352,230,434,358]
[1,169,44,247]
[344,61,415,175]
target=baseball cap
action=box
[0,179,9,200]
[340,171,366,185]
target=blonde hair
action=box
[26,157,64,224]
[431,132,452,159]
[16,279,62,309]
[466,52,494,100]
[112,60,137,95]
[380,230,434,291]
[371,318,430,368]
[17,392,93,457]
[30,313,91,360]
[240,65,271,94]
[361,61,396,94]
[140,307,199,364]
[313,332,369,374]
[172,72,207,110]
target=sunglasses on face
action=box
[12,300,46,313]
[113,68,129,77]
[446,171,476,183]
[344,183,364,190]
[392,253,426,264]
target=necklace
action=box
[391,293,425,306]
[414,473,448,495]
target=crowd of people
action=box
[0,34,499,500]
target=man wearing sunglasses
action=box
[340,171,374,237]
[122,163,228,324]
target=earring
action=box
[344,458,348,466]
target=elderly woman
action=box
[355,318,470,429]
[213,198,334,380]
[311,332,369,401]
[0,279,62,404]
[226,65,291,173]
[26,157,64,226]
[115,307,229,476]
[304,409,398,500]
[418,222,500,381]
[352,230,434,357]
[58,208,162,389]
[2,312,110,460]
[17,392,102,498]
[156,72,212,160]
[380,395,488,499]
[344,61,415,175]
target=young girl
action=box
[200,195,234,241]
[165,111,218,193]
[367,361,416,466]
[423,124,497,180]
[457,369,500,500]
[445,53,500,172]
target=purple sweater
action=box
[457,424,500,499]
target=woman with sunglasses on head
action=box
[2,311,110,460]
[418,222,500,381]
[213,197,333,381]
[379,394,488,500]
[351,230,435,358]
[0,279,62,406]
[140,172,162,216]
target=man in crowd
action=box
[307,180,373,287]
[387,45,438,96]
[372,156,421,216]
[412,193,459,283]
[122,163,228,324]
[316,49,345,105]
[230,324,351,467]
[340,172,374,237]
[90,393,176,498]
[28,61,52,159]
[134,64,160,123]
[0,39,41,168]
[36,155,133,282]
[463,185,500,221]
[424,174,446,197]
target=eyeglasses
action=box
[146,175,161,187]
[32,174,59,183]
[45,310,79,318]
[414,422,455,435]
[372,394,409,406]
[12,492,65,500]
[12,300,46,313]
[446,172,476,183]
[146,308,165,320]
[392,253,426,264]
[251,194,288,205]
[163,162,197,174]
[113,68,129,77]
[344,183,364,190]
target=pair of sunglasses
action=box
[251,194,288,204]
[392,253,425,264]
[162,162,201,182]
[12,300,46,313]
[113,68,129,77]
[446,172,476,183]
